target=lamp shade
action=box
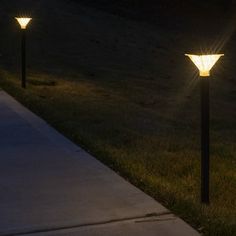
[185,54,224,77]
[15,17,32,29]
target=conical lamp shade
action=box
[15,17,32,29]
[185,54,224,77]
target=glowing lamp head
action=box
[185,54,224,77]
[15,17,32,29]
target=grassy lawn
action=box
[0,0,236,235]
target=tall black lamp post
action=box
[185,54,224,204]
[15,17,32,89]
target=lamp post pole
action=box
[15,17,32,89]
[21,29,26,88]
[185,53,224,204]
[201,77,210,204]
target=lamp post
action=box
[185,54,224,204]
[15,17,32,88]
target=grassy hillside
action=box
[0,0,235,235]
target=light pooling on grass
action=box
[185,54,224,77]
[15,17,32,29]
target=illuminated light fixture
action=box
[185,52,224,205]
[15,17,32,29]
[15,17,32,88]
[185,54,224,77]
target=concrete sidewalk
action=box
[0,91,200,236]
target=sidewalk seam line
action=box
[1,211,171,236]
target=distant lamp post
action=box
[185,54,224,204]
[15,17,32,88]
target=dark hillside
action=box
[1,0,236,74]
[73,0,235,24]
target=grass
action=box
[0,67,235,235]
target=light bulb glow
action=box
[15,17,32,29]
[185,54,224,77]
